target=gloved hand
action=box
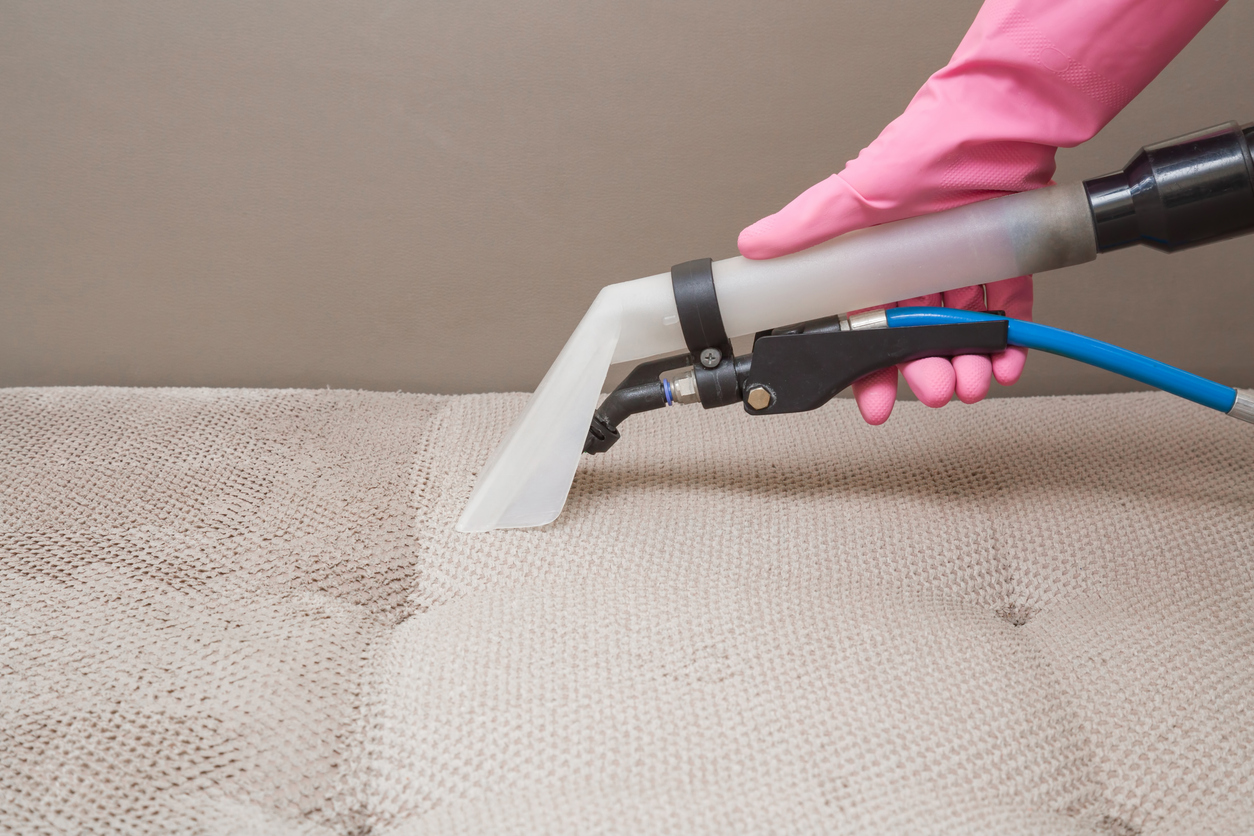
[739,0,1225,425]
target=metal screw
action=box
[746,386,772,410]
[699,348,722,368]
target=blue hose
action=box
[883,307,1238,414]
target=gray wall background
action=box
[2,0,1251,396]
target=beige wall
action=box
[2,0,1251,396]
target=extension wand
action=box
[458,121,1254,532]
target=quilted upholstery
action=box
[2,388,1252,834]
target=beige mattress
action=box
[2,387,1252,835]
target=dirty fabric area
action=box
[2,387,1252,835]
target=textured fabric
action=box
[2,386,1253,835]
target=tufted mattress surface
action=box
[2,387,1253,835]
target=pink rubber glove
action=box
[740,0,1225,425]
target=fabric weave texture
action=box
[2,387,1253,835]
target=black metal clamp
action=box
[670,258,741,408]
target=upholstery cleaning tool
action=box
[457,121,1254,532]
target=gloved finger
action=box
[984,275,1032,319]
[936,284,991,401]
[897,292,942,308]
[992,346,1029,386]
[941,285,985,312]
[852,366,898,426]
[894,293,955,407]
[985,275,1033,385]
[738,174,876,260]
[952,354,993,403]
[900,356,956,408]
[847,302,901,425]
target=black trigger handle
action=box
[744,320,1009,414]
